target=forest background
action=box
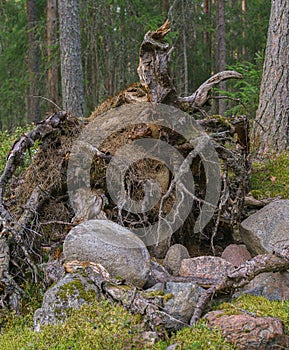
[0,0,271,130]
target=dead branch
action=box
[178,71,243,109]
[0,111,71,308]
[137,19,243,111]
[190,248,289,326]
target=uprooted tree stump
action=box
[0,20,288,329]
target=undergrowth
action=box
[0,124,36,173]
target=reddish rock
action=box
[163,244,190,276]
[179,256,234,280]
[221,244,252,267]
[205,310,289,349]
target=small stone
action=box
[221,244,251,267]
[179,256,234,280]
[163,244,190,276]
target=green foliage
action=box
[250,151,289,199]
[0,124,36,174]
[214,53,264,119]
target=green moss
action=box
[144,290,165,298]
[155,320,235,350]
[207,114,232,128]
[58,278,96,303]
[250,151,289,199]
[0,299,156,350]
[163,293,174,302]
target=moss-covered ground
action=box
[250,151,289,199]
[1,294,289,349]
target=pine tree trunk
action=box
[47,0,59,106]
[27,0,40,122]
[215,0,226,116]
[58,0,85,117]
[255,0,289,152]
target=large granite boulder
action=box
[63,220,150,288]
[240,200,289,255]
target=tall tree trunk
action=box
[46,0,59,106]
[254,0,289,152]
[215,0,226,116]
[203,0,211,73]
[241,0,246,58]
[27,0,40,122]
[182,0,188,95]
[58,0,85,117]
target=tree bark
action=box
[58,0,85,117]
[47,0,59,106]
[215,0,227,116]
[26,0,40,122]
[254,0,289,152]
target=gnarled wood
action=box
[178,70,243,109]
[137,19,177,104]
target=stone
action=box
[150,281,205,330]
[34,272,100,331]
[240,199,289,255]
[236,271,289,301]
[221,244,252,267]
[41,259,66,287]
[163,244,190,276]
[143,259,171,289]
[179,256,234,280]
[63,219,150,288]
[205,310,289,349]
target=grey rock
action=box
[150,281,205,330]
[41,259,66,286]
[144,259,171,289]
[34,273,100,331]
[63,220,150,288]
[163,244,190,276]
[221,244,251,267]
[240,199,289,255]
[236,271,289,301]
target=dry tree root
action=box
[0,111,77,309]
[190,246,289,326]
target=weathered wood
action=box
[178,70,243,109]
[137,20,242,111]
[0,111,69,308]
[190,247,289,326]
[137,19,177,104]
